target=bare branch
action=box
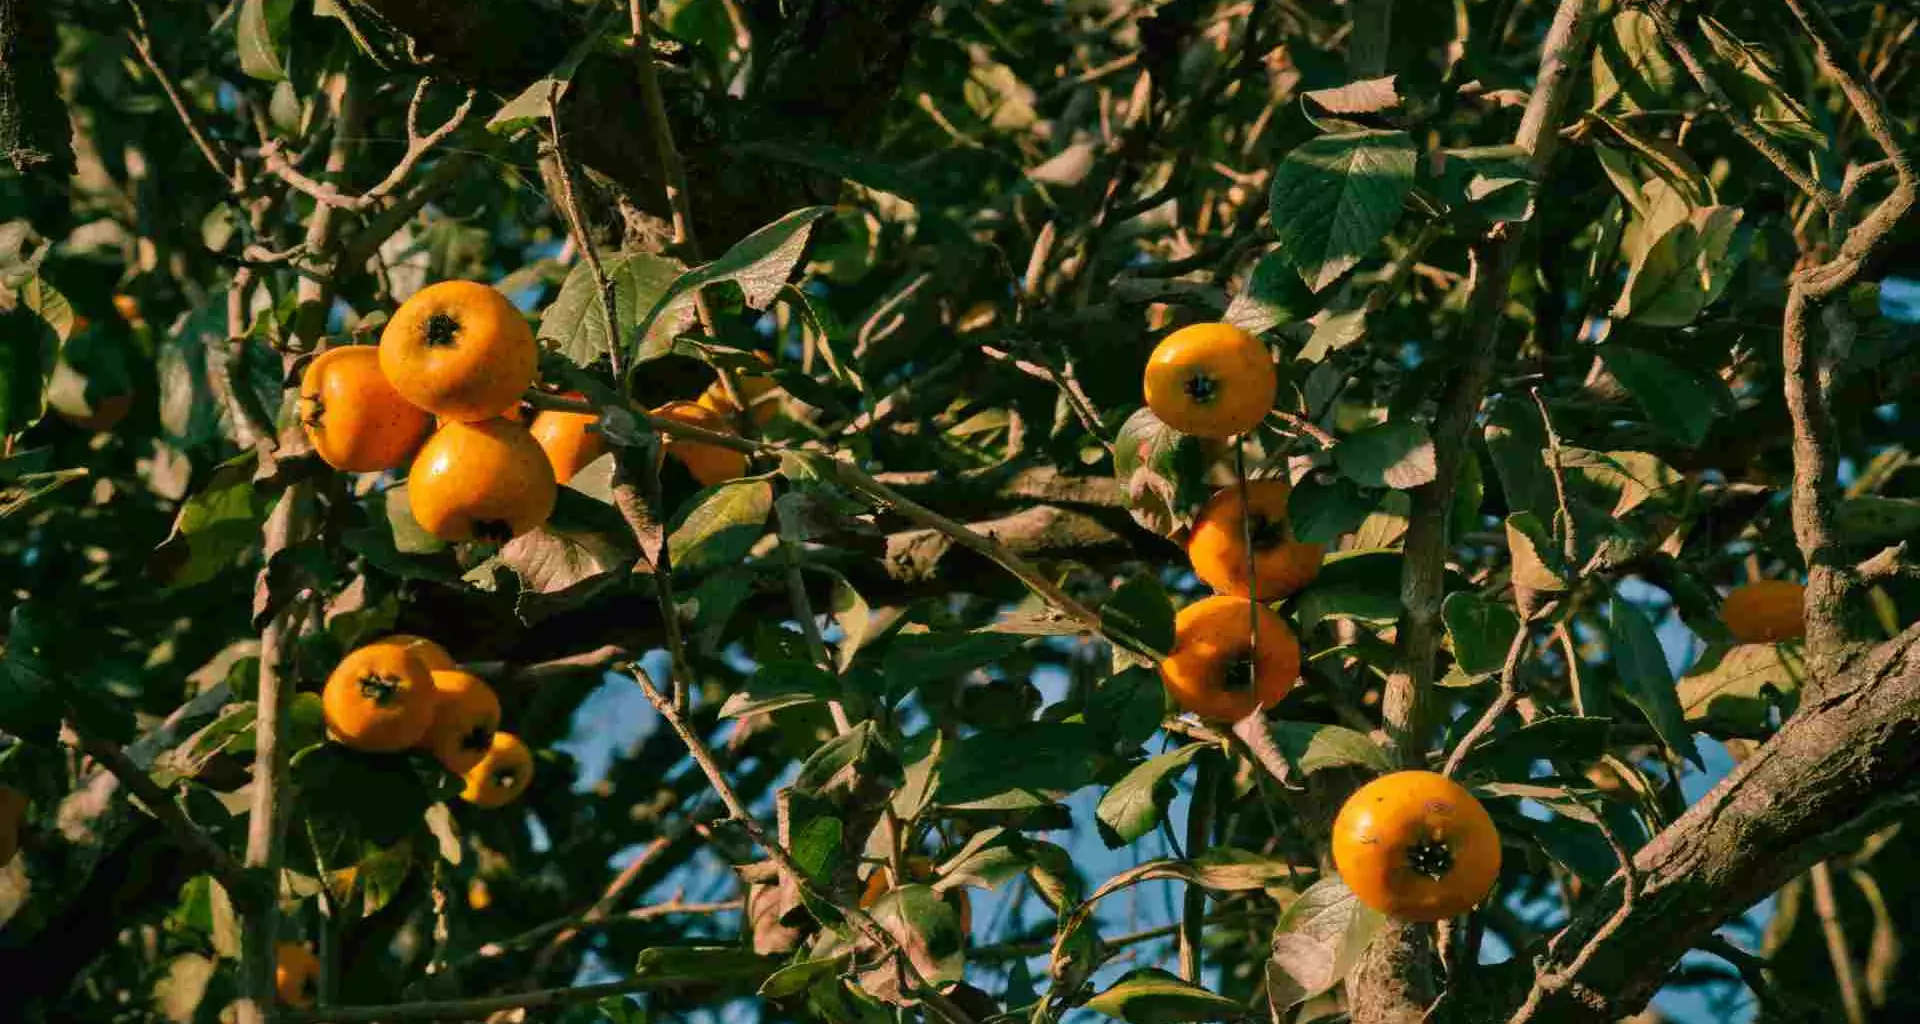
[1809,861,1868,1024]
[121,8,240,189]
[260,80,474,215]
[70,734,256,904]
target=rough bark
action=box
[0,0,74,174]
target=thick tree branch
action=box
[69,735,255,902]
[1465,624,1920,1021]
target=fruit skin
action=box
[1142,322,1276,438]
[1159,596,1302,722]
[1720,580,1806,643]
[0,786,27,866]
[653,401,749,486]
[371,634,457,673]
[422,669,503,776]
[461,732,535,808]
[528,392,608,484]
[1332,771,1502,922]
[298,346,433,472]
[322,643,437,753]
[697,353,780,427]
[860,857,973,935]
[378,280,537,422]
[1187,480,1325,600]
[408,418,558,543]
[275,943,320,1007]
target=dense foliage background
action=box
[3,0,1918,1022]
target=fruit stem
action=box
[423,311,461,348]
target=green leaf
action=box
[1608,594,1704,769]
[1697,15,1826,147]
[1302,76,1402,116]
[669,479,774,570]
[155,453,269,589]
[1334,421,1437,490]
[878,631,1028,701]
[854,885,965,996]
[629,207,833,364]
[1095,744,1203,846]
[719,660,843,718]
[935,827,1037,892]
[538,251,691,368]
[1599,346,1718,446]
[1616,205,1746,327]
[1269,130,1418,292]
[1102,575,1176,657]
[1677,642,1802,739]
[1505,511,1568,593]
[936,722,1103,810]
[1113,406,1210,536]
[0,299,57,435]
[1834,497,1920,547]
[1087,968,1245,1024]
[1294,548,1407,633]
[634,946,778,988]
[1556,448,1681,518]
[1431,146,1537,227]
[1442,593,1522,677]
[1593,9,1680,112]
[1299,309,1369,362]
[236,0,294,82]
[485,9,619,134]
[1286,475,1379,545]
[1267,720,1390,775]
[1223,251,1319,336]
[1085,666,1168,752]
[760,956,851,999]
[793,721,895,797]
[1267,877,1385,1008]
[1458,716,1613,776]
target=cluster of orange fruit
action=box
[1142,322,1503,923]
[300,280,768,543]
[1139,322,1322,723]
[319,634,532,810]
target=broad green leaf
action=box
[236,0,294,82]
[498,527,626,596]
[1334,420,1437,490]
[1295,548,1406,633]
[1102,575,1176,658]
[0,300,58,435]
[629,207,833,364]
[538,251,691,368]
[718,661,843,718]
[1678,642,1803,739]
[634,946,778,987]
[1223,251,1319,336]
[1095,743,1203,846]
[1505,511,1568,593]
[878,631,1028,700]
[1286,475,1379,545]
[1593,10,1680,112]
[854,885,965,998]
[1299,308,1368,362]
[485,8,620,134]
[794,721,895,797]
[1431,146,1536,227]
[1087,968,1245,1024]
[1266,720,1390,775]
[1698,15,1825,146]
[1616,205,1745,327]
[1834,496,1920,547]
[1458,716,1613,776]
[1085,666,1168,752]
[669,479,774,570]
[1269,131,1417,292]
[1599,346,1718,446]
[155,452,269,590]
[1556,448,1682,517]
[1443,593,1522,677]
[759,956,850,999]
[1302,76,1401,116]
[935,722,1103,810]
[1609,594,1704,769]
[1113,406,1210,536]
[1267,876,1385,1007]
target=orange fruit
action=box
[697,353,780,428]
[461,732,535,809]
[321,642,437,753]
[370,634,456,673]
[407,419,558,544]
[275,943,320,1007]
[652,401,749,487]
[1159,595,1301,722]
[1142,322,1275,438]
[378,280,537,422]
[1332,771,1502,922]
[298,346,432,472]
[1720,580,1806,643]
[528,392,609,485]
[421,670,503,775]
[1187,480,1325,600]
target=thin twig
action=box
[260,79,475,214]
[281,972,730,1023]
[546,86,623,380]
[1810,861,1868,1024]
[121,0,239,189]
[626,665,975,1024]
[1511,797,1639,1022]
[72,735,257,902]
[1441,621,1532,779]
[628,0,717,334]
[1178,753,1217,982]
[1531,387,1578,566]
[775,491,855,733]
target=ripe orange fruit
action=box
[298,346,432,472]
[461,732,535,809]
[1142,322,1276,438]
[1332,771,1502,922]
[407,418,558,543]
[1720,580,1806,643]
[275,942,320,1007]
[1159,595,1302,722]
[112,293,144,326]
[1187,480,1325,600]
[322,643,437,753]
[370,634,456,673]
[421,670,503,775]
[528,392,608,485]
[653,401,749,487]
[378,280,536,422]
[0,786,27,867]
[860,857,973,934]
[697,353,780,428]
[467,877,493,911]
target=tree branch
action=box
[69,735,256,903]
